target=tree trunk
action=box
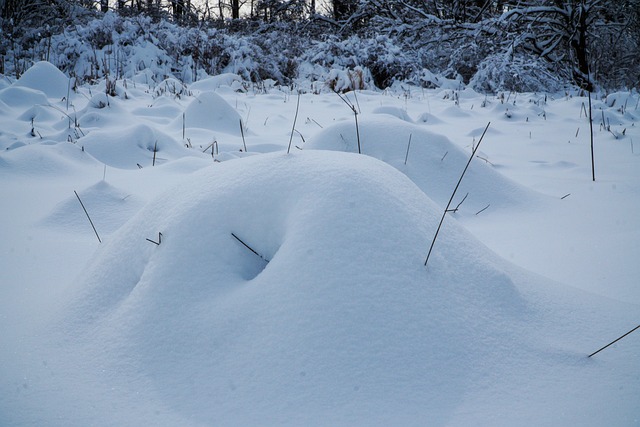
[572,3,592,91]
[231,0,239,19]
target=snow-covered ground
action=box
[1,62,639,426]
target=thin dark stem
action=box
[231,232,269,262]
[588,90,595,181]
[287,93,301,154]
[332,89,361,154]
[424,122,490,267]
[239,119,247,152]
[74,190,101,243]
[404,134,412,165]
[152,140,157,166]
[352,89,361,114]
[446,192,468,213]
[332,88,354,110]
[588,324,640,357]
[146,232,163,245]
[475,204,490,216]
[354,110,361,154]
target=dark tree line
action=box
[1,0,639,90]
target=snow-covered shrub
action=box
[301,35,417,89]
[470,51,568,94]
[326,67,368,92]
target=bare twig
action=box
[332,89,361,154]
[475,204,490,216]
[589,90,595,181]
[231,232,269,262]
[146,232,163,245]
[425,122,491,267]
[446,192,468,213]
[404,134,412,165]
[588,324,640,358]
[74,190,101,243]
[308,117,323,128]
[288,93,301,154]
[239,118,247,152]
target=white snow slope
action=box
[1,62,639,426]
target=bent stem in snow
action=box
[332,89,361,154]
[424,122,491,268]
[287,93,301,154]
[239,118,247,152]
[146,232,163,246]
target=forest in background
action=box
[1,0,639,92]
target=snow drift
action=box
[54,150,530,425]
[2,61,639,427]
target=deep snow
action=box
[1,61,639,426]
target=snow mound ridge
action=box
[64,150,529,424]
[305,115,538,212]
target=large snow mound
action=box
[1,120,638,427]
[60,150,529,424]
[14,61,69,100]
[305,115,539,212]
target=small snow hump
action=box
[180,91,243,135]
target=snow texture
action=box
[1,61,639,427]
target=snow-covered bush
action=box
[1,2,637,92]
[470,51,569,94]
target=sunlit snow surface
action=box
[1,62,639,426]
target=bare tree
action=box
[501,0,608,90]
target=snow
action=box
[13,61,70,100]
[180,91,244,136]
[1,61,639,426]
[79,123,195,169]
